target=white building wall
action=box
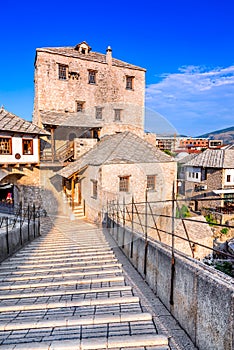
[224,169,234,185]
[0,137,39,164]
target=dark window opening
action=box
[23,139,33,155]
[58,64,68,80]
[88,70,96,84]
[92,180,97,199]
[96,107,103,120]
[126,76,134,90]
[119,176,129,192]
[227,175,231,182]
[114,109,121,121]
[0,137,12,155]
[77,101,85,112]
[147,175,156,190]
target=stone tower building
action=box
[33,41,146,139]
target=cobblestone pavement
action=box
[0,216,198,350]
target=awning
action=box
[213,189,234,194]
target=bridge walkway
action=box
[0,216,197,350]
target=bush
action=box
[220,227,229,235]
[176,204,191,218]
[205,213,217,226]
[215,261,233,277]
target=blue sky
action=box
[0,0,233,136]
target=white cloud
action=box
[145,65,234,136]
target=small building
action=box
[56,131,176,222]
[0,107,49,210]
[183,145,234,211]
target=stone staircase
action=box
[73,204,85,219]
[0,218,169,349]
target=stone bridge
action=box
[0,216,198,350]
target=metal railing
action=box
[105,194,234,304]
[0,202,43,259]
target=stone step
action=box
[7,252,115,263]
[0,258,118,270]
[0,262,122,276]
[2,334,169,349]
[0,296,139,312]
[0,275,125,291]
[20,244,110,253]
[0,267,122,282]
[0,312,153,331]
[0,285,132,301]
[15,247,112,258]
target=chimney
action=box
[106,45,112,65]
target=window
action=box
[22,139,33,155]
[96,107,103,120]
[227,175,231,182]
[0,137,12,155]
[92,180,98,199]
[114,109,122,121]
[88,70,96,84]
[147,175,156,190]
[126,76,134,90]
[119,176,129,192]
[77,101,85,112]
[58,64,68,80]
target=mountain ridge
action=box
[196,126,234,144]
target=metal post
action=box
[106,200,109,228]
[38,206,41,236]
[170,181,176,306]
[19,201,23,245]
[130,196,134,258]
[27,204,30,241]
[6,217,9,255]
[116,199,119,243]
[122,197,125,248]
[144,190,148,276]
[33,204,36,238]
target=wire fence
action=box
[0,202,43,259]
[105,195,234,261]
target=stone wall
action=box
[107,222,234,350]
[81,161,176,223]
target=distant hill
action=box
[197,126,234,144]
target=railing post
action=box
[6,217,9,255]
[122,197,125,248]
[38,206,41,236]
[116,199,119,243]
[130,196,134,258]
[33,204,36,238]
[19,201,23,246]
[112,201,115,230]
[144,190,148,276]
[170,181,176,306]
[27,204,30,241]
[106,200,109,228]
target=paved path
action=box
[0,216,197,350]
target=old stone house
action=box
[183,145,234,210]
[0,107,49,209]
[33,41,147,162]
[56,131,176,222]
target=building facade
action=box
[183,145,234,210]
[0,108,49,209]
[33,41,146,151]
